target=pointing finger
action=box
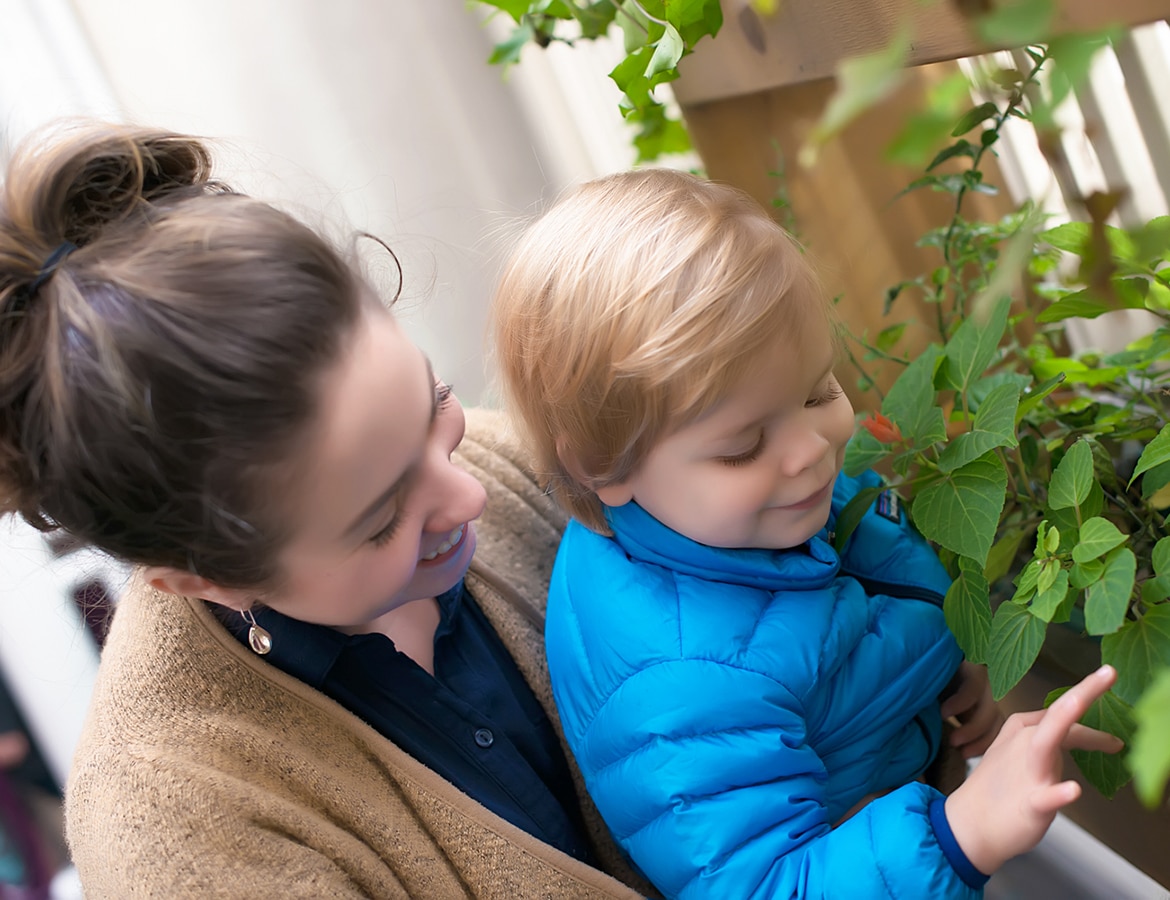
[1033,666,1116,758]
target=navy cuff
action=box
[928,797,990,890]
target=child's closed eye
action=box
[717,433,765,467]
[806,382,844,408]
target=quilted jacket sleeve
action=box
[555,655,981,900]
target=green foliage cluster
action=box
[840,48,1170,806]
[468,0,1170,810]
[470,0,723,161]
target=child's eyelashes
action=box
[806,382,844,408]
[436,382,454,409]
[717,434,766,467]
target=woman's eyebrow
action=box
[342,356,438,539]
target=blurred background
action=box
[1,1,1169,896]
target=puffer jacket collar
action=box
[602,499,840,591]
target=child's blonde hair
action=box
[491,168,829,533]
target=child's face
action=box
[596,315,854,550]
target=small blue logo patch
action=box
[876,490,902,523]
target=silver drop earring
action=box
[241,608,272,655]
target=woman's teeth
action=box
[421,525,464,561]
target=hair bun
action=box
[7,123,216,252]
[0,122,218,519]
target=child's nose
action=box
[778,428,831,477]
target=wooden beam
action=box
[674,0,1170,105]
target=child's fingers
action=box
[1032,666,1116,757]
[940,664,984,718]
[1061,724,1125,753]
[1031,779,1082,815]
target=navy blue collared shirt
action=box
[219,584,593,863]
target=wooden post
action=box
[674,0,1170,408]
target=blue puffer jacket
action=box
[546,470,978,899]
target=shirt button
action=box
[474,728,494,748]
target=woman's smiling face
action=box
[261,307,487,629]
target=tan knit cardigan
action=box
[65,409,654,899]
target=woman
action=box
[0,123,651,898]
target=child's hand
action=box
[943,665,1123,876]
[941,661,1004,758]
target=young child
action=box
[490,169,1123,899]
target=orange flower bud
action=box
[860,411,902,444]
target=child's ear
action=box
[594,481,635,508]
[143,565,254,612]
[556,436,636,508]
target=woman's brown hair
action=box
[0,123,364,587]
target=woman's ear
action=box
[143,566,254,612]
[555,436,635,508]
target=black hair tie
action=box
[28,241,78,295]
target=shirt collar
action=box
[220,582,467,688]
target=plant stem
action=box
[939,49,1051,318]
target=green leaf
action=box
[1102,604,1170,704]
[1154,537,1170,576]
[945,557,992,663]
[1043,525,1061,555]
[1140,460,1170,501]
[936,383,1020,473]
[488,19,537,65]
[477,0,531,22]
[882,345,946,448]
[1130,215,1170,264]
[1012,558,1042,604]
[989,601,1047,700]
[920,138,976,171]
[671,0,724,46]
[1130,666,1170,807]
[1040,221,1089,253]
[831,486,885,552]
[977,0,1054,45]
[617,0,652,52]
[1036,558,1059,595]
[843,429,890,477]
[1048,439,1093,510]
[803,28,910,161]
[875,322,907,353]
[939,296,1011,394]
[914,453,1008,566]
[1085,547,1137,635]
[1141,575,1170,605]
[951,102,999,137]
[1030,567,1070,622]
[984,527,1031,585]
[1035,289,1113,323]
[1068,688,1135,799]
[1016,372,1065,422]
[1070,557,1105,589]
[646,22,684,78]
[1047,32,1115,110]
[1129,423,1170,487]
[632,112,691,161]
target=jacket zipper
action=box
[844,573,946,608]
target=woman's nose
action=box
[423,456,487,533]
